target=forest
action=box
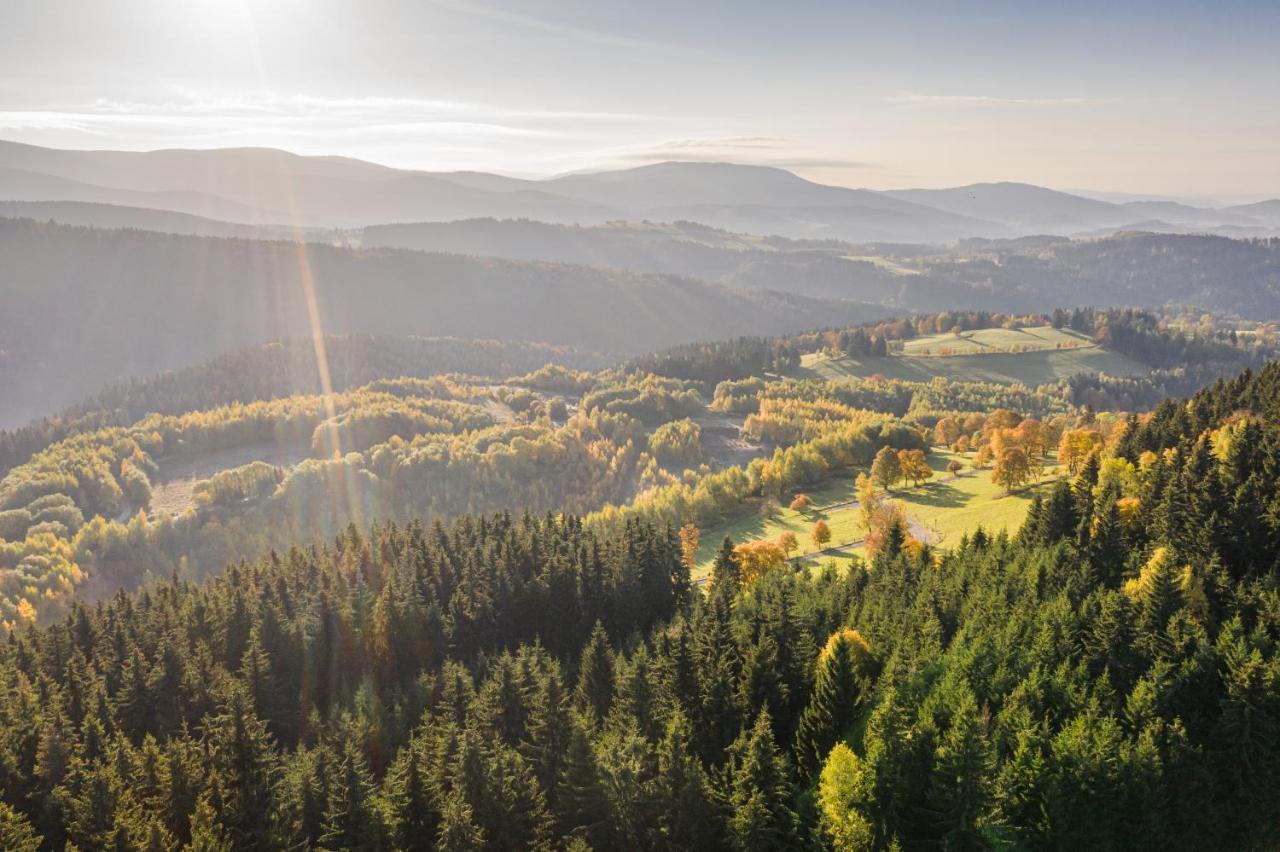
[1,307,1279,850]
[1,359,1279,849]
[1,309,1265,634]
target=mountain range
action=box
[3,139,1277,243]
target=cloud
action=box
[889,93,1118,108]
[422,0,688,54]
[605,137,876,171]
[0,93,663,156]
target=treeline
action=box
[627,336,801,385]
[718,376,1073,425]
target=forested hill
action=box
[363,222,1280,314]
[0,335,611,479]
[0,218,889,426]
[1,363,1280,848]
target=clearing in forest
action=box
[796,326,1148,386]
[692,449,1062,580]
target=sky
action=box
[2,0,1278,200]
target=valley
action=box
[6,7,1280,849]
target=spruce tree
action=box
[712,534,741,591]
[0,802,41,852]
[319,737,382,850]
[726,708,798,851]
[384,743,439,848]
[575,621,615,721]
[654,710,718,849]
[553,721,612,847]
[795,631,861,775]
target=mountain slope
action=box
[0,166,296,223]
[0,218,890,425]
[0,200,304,239]
[886,181,1130,231]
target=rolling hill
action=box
[0,217,892,425]
[7,138,1274,242]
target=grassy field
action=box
[886,455,1062,551]
[841,255,921,276]
[797,326,1148,386]
[692,449,1061,580]
[900,326,1092,356]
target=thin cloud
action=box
[890,93,1118,108]
[423,0,675,52]
[0,94,660,153]
[602,138,876,171]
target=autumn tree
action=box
[933,417,960,447]
[789,494,812,513]
[870,446,902,492]
[812,520,832,551]
[863,501,911,561]
[817,744,875,852]
[1058,429,1101,475]
[855,473,876,530]
[897,449,933,488]
[678,523,700,574]
[734,540,789,585]
[992,446,1032,493]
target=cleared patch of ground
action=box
[695,411,767,469]
[149,441,312,517]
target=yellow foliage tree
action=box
[897,449,933,487]
[733,539,789,586]
[812,520,832,550]
[678,522,700,573]
[992,446,1032,494]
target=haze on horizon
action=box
[2,0,1278,203]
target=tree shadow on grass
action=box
[899,481,967,509]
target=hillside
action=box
[0,199,312,239]
[797,326,1150,386]
[362,223,1280,316]
[0,218,891,425]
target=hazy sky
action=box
[2,0,1278,199]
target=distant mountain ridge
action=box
[4,139,1275,242]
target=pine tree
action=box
[795,631,861,775]
[575,621,615,721]
[554,721,612,846]
[925,689,992,849]
[385,742,439,849]
[320,736,383,850]
[726,708,798,851]
[0,802,41,852]
[654,710,718,849]
[436,786,486,851]
[712,535,741,591]
[203,691,280,849]
[694,589,744,760]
